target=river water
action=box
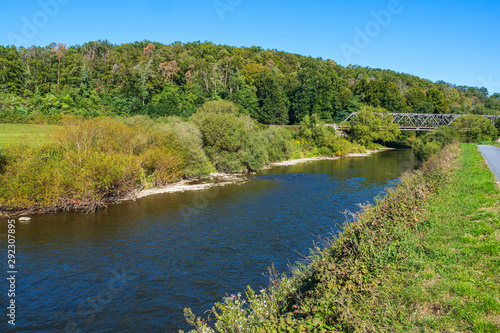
[1,150,415,332]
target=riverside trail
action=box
[478,145,500,182]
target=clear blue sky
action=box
[1,0,499,94]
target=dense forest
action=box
[1,40,499,124]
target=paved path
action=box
[477,145,500,182]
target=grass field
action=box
[0,123,59,149]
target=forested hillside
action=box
[1,40,499,124]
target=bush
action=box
[192,101,272,172]
[240,128,268,171]
[0,117,188,213]
[450,114,498,143]
[196,100,240,115]
[123,115,157,128]
[324,132,353,155]
[0,150,6,174]
[347,105,400,146]
[413,141,442,162]
[159,117,213,176]
[296,114,355,157]
[263,127,294,162]
[413,126,459,162]
[141,146,185,186]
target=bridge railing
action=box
[340,113,500,131]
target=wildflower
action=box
[231,294,237,301]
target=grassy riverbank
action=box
[183,143,500,332]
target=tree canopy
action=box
[0,40,499,125]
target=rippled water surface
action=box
[1,150,415,332]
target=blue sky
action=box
[1,0,499,94]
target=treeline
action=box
[1,40,499,124]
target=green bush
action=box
[160,117,213,176]
[413,126,459,162]
[450,114,498,142]
[296,114,355,156]
[192,101,274,172]
[0,117,188,213]
[0,150,6,174]
[413,141,442,162]
[347,105,400,146]
[263,127,294,162]
[196,100,240,115]
[240,128,269,171]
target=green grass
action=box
[0,123,59,149]
[478,140,500,147]
[361,144,500,331]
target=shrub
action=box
[192,101,271,172]
[196,100,240,115]
[347,105,400,146]
[324,132,353,155]
[160,117,213,176]
[264,127,294,162]
[0,150,6,174]
[141,146,185,186]
[450,114,498,142]
[413,126,459,162]
[240,128,269,171]
[297,114,354,156]
[123,115,157,128]
[0,117,188,214]
[413,141,441,162]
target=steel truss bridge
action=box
[342,113,500,131]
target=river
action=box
[1,149,415,332]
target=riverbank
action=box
[266,149,391,167]
[183,143,500,332]
[126,149,392,201]
[0,146,390,217]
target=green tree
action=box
[354,79,406,113]
[427,88,448,114]
[347,105,400,146]
[229,84,260,117]
[0,46,24,94]
[450,115,498,142]
[298,114,329,147]
[191,100,268,172]
[256,74,288,125]
[405,87,427,110]
[150,83,181,116]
